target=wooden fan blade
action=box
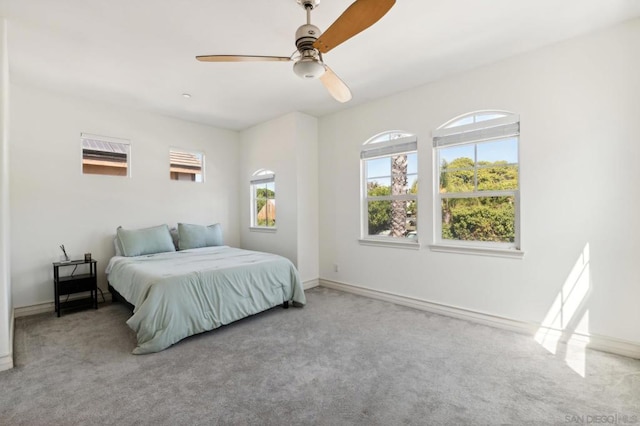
[320,66,352,103]
[196,55,292,62]
[313,0,395,54]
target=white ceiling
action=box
[2,0,639,130]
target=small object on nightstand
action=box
[59,244,71,263]
[84,253,92,261]
[52,259,98,317]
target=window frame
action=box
[360,131,419,248]
[432,111,523,256]
[80,133,131,177]
[250,170,277,231]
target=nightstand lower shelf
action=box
[58,296,97,313]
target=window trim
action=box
[250,170,277,230]
[359,238,420,250]
[428,243,525,258]
[433,114,519,144]
[433,112,523,253]
[360,132,419,245]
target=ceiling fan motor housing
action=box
[295,24,321,52]
[293,23,326,79]
[296,0,320,9]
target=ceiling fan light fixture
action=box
[197,0,396,102]
[293,57,326,79]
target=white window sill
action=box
[249,227,277,233]
[429,244,525,259]
[358,238,421,250]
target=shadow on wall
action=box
[535,243,591,377]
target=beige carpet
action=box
[1,287,639,425]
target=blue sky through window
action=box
[366,153,417,189]
[440,137,517,165]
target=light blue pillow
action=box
[116,225,176,257]
[178,223,223,250]
[113,237,124,256]
[169,227,179,250]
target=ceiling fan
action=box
[196,0,396,103]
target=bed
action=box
[106,224,305,354]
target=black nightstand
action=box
[53,259,98,317]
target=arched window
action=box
[433,111,520,251]
[361,130,418,243]
[250,169,276,229]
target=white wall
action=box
[295,113,319,283]
[318,20,640,346]
[239,112,319,283]
[10,83,240,309]
[0,17,13,371]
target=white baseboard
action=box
[303,278,320,290]
[0,309,15,371]
[319,278,640,360]
[0,353,12,372]
[14,301,54,318]
[583,335,640,360]
[14,291,112,318]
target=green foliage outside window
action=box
[367,184,391,235]
[255,187,276,227]
[367,179,418,236]
[440,157,518,243]
[441,197,515,242]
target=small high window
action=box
[250,170,276,229]
[81,133,130,177]
[170,148,204,182]
[433,111,520,250]
[361,131,418,242]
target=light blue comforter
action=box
[106,246,305,354]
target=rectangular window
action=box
[362,135,418,241]
[81,133,130,177]
[169,148,204,182]
[250,172,276,228]
[434,115,520,250]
